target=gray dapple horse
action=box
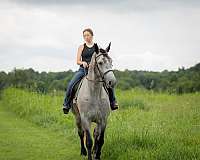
[71,42,117,160]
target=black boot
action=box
[106,87,119,111]
[62,101,72,114]
[63,105,70,114]
[110,100,119,110]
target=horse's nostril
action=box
[109,81,112,85]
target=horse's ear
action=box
[94,43,99,54]
[106,42,111,52]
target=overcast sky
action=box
[0,0,200,73]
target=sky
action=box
[0,0,200,73]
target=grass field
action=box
[0,87,200,160]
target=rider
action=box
[62,28,119,114]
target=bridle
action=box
[86,52,114,83]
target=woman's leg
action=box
[63,67,85,113]
[107,87,115,102]
[107,87,118,110]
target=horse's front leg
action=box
[93,124,106,160]
[73,104,87,156]
[92,127,98,155]
[85,129,93,160]
[78,129,87,156]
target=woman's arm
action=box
[76,44,88,68]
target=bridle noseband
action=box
[86,52,113,83]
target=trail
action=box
[0,103,82,160]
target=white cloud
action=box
[0,1,199,73]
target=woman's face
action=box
[83,31,93,43]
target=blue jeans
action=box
[63,66,116,106]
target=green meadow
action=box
[0,87,200,160]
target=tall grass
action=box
[1,87,200,160]
[1,87,75,133]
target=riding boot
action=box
[110,100,119,110]
[63,86,77,114]
[63,96,72,114]
[107,87,119,110]
[63,102,71,114]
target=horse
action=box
[71,42,117,160]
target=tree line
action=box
[0,63,199,94]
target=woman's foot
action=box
[110,101,119,110]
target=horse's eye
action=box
[99,61,103,65]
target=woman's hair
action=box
[83,28,94,36]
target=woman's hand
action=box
[82,61,88,68]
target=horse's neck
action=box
[86,67,103,96]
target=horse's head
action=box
[89,42,117,88]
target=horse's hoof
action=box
[80,148,87,156]
[93,154,100,160]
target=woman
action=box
[63,28,118,114]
